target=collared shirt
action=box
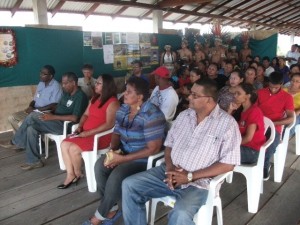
[286,50,300,66]
[78,77,96,99]
[114,100,166,163]
[257,87,294,133]
[164,105,241,190]
[34,79,62,107]
[55,89,88,119]
[150,86,179,123]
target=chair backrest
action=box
[256,117,276,166]
[281,112,296,143]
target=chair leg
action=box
[150,199,159,225]
[39,135,43,156]
[245,173,261,213]
[215,197,223,225]
[82,153,97,192]
[274,144,286,183]
[296,126,300,155]
[54,139,66,170]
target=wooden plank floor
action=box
[1,132,300,225]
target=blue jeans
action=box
[12,112,63,163]
[264,130,280,172]
[241,146,259,164]
[122,163,208,225]
[94,156,147,220]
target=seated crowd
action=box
[1,40,300,225]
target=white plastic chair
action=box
[81,127,114,192]
[295,123,300,155]
[149,156,232,225]
[274,112,296,183]
[44,121,73,170]
[227,117,275,213]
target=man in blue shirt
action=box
[8,65,62,132]
[1,72,88,170]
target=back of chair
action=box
[257,117,276,167]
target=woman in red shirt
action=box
[228,83,266,164]
[57,74,120,189]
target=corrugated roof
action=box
[0,0,300,36]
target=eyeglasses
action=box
[189,92,212,99]
[95,81,102,85]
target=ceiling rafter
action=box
[219,0,248,16]
[187,2,213,24]
[51,0,66,17]
[163,6,182,19]
[246,0,292,21]
[11,0,23,17]
[262,3,300,24]
[158,0,212,8]
[174,5,203,23]
[112,6,128,19]
[84,3,101,18]
[235,1,276,20]
[205,0,231,14]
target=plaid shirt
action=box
[164,105,241,190]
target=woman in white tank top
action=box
[160,44,177,75]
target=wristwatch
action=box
[187,172,193,182]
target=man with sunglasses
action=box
[7,65,62,135]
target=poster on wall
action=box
[0,29,17,67]
[91,32,103,49]
[103,45,114,64]
[83,32,92,46]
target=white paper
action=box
[103,45,114,64]
[126,33,139,44]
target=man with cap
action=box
[150,66,179,125]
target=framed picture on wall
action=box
[0,29,17,67]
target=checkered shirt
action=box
[164,105,241,190]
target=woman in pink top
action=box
[229,83,266,164]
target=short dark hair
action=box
[82,64,93,70]
[290,64,300,72]
[132,60,143,68]
[62,72,78,84]
[126,77,149,102]
[195,78,218,102]
[91,74,117,108]
[209,62,219,70]
[262,56,270,62]
[269,71,283,84]
[291,72,300,79]
[43,65,55,76]
[247,66,257,75]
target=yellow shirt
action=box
[283,87,300,110]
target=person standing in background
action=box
[78,64,96,99]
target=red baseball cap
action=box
[153,66,170,79]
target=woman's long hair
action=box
[91,74,117,108]
[232,83,257,121]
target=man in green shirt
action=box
[0,72,88,170]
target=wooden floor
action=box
[1,131,300,225]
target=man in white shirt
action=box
[262,56,275,77]
[150,66,179,124]
[286,44,300,67]
[78,64,96,99]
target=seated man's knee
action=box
[168,208,194,225]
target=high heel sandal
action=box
[57,176,80,189]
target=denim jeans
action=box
[241,146,259,164]
[12,112,63,163]
[122,163,208,225]
[94,155,147,220]
[264,130,280,171]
